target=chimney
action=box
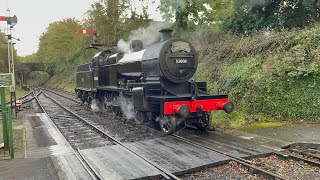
[159,28,173,42]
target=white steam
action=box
[90,95,135,120]
[119,94,135,120]
[117,21,172,52]
[91,99,101,112]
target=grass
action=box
[0,87,26,159]
[44,67,76,92]
[197,24,320,128]
[0,117,25,159]
[2,87,27,103]
[239,122,285,132]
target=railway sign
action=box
[10,15,18,27]
[0,16,6,21]
[0,73,13,87]
[0,15,18,27]
[79,29,94,34]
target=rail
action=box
[40,89,180,180]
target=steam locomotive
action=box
[76,28,234,134]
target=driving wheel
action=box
[159,116,177,135]
[110,92,120,115]
[134,111,148,125]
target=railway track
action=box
[31,89,100,180]
[41,88,78,104]
[33,88,179,180]
[284,144,320,163]
[0,91,33,112]
[36,88,320,179]
[172,134,286,179]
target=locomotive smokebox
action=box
[159,28,173,41]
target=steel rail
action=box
[274,151,320,167]
[41,90,180,180]
[287,148,320,161]
[42,88,79,104]
[41,87,295,179]
[5,91,33,105]
[172,134,287,180]
[44,87,76,96]
[1,91,34,112]
[32,89,101,180]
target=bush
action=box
[197,25,320,125]
[222,0,320,35]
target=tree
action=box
[85,0,130,45]
[159,0,235,35]
[0,32,8,73]
[37,18,88,63]
[85,0,151,45]
[222,0,320,35]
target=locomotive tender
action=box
[76,28,234,134]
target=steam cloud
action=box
[119,94,135,120]
[91,99,102,112]
[91,95,135,120]
[117,21,172,52]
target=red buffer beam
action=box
[0,16,6,21]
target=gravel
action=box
[180,161,267,180]
[37,93,113,149]
[43,90,164,143]
[249,154,320,179]
[285,145,320,163]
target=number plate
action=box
[175,59,187,64]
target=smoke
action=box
[117,21,172,52]
[118,94,135,120]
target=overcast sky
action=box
[0,0,161,56]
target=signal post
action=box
[0,10,18,159]
[0,73,14,158]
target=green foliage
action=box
[239,122,285,132]
[222,0,320,35]
[37,18,89,64]
[197,25,320,126]
[159,0,235,35]
[3,88,27,103]
[27,71,51,86]
[212,110,246,128]
[17,0,154,91]
[18,53,39,63]
[45,68,77,92]
[85,0,150,45]
[0,33,8,73]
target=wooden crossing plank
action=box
[80,145,162,180]
[108,145,157,178]
[81,148,124,179]
[125,136,229,174]
[180,132,273,158]
[94,147,138,179]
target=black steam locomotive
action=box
[76,28,234,134]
